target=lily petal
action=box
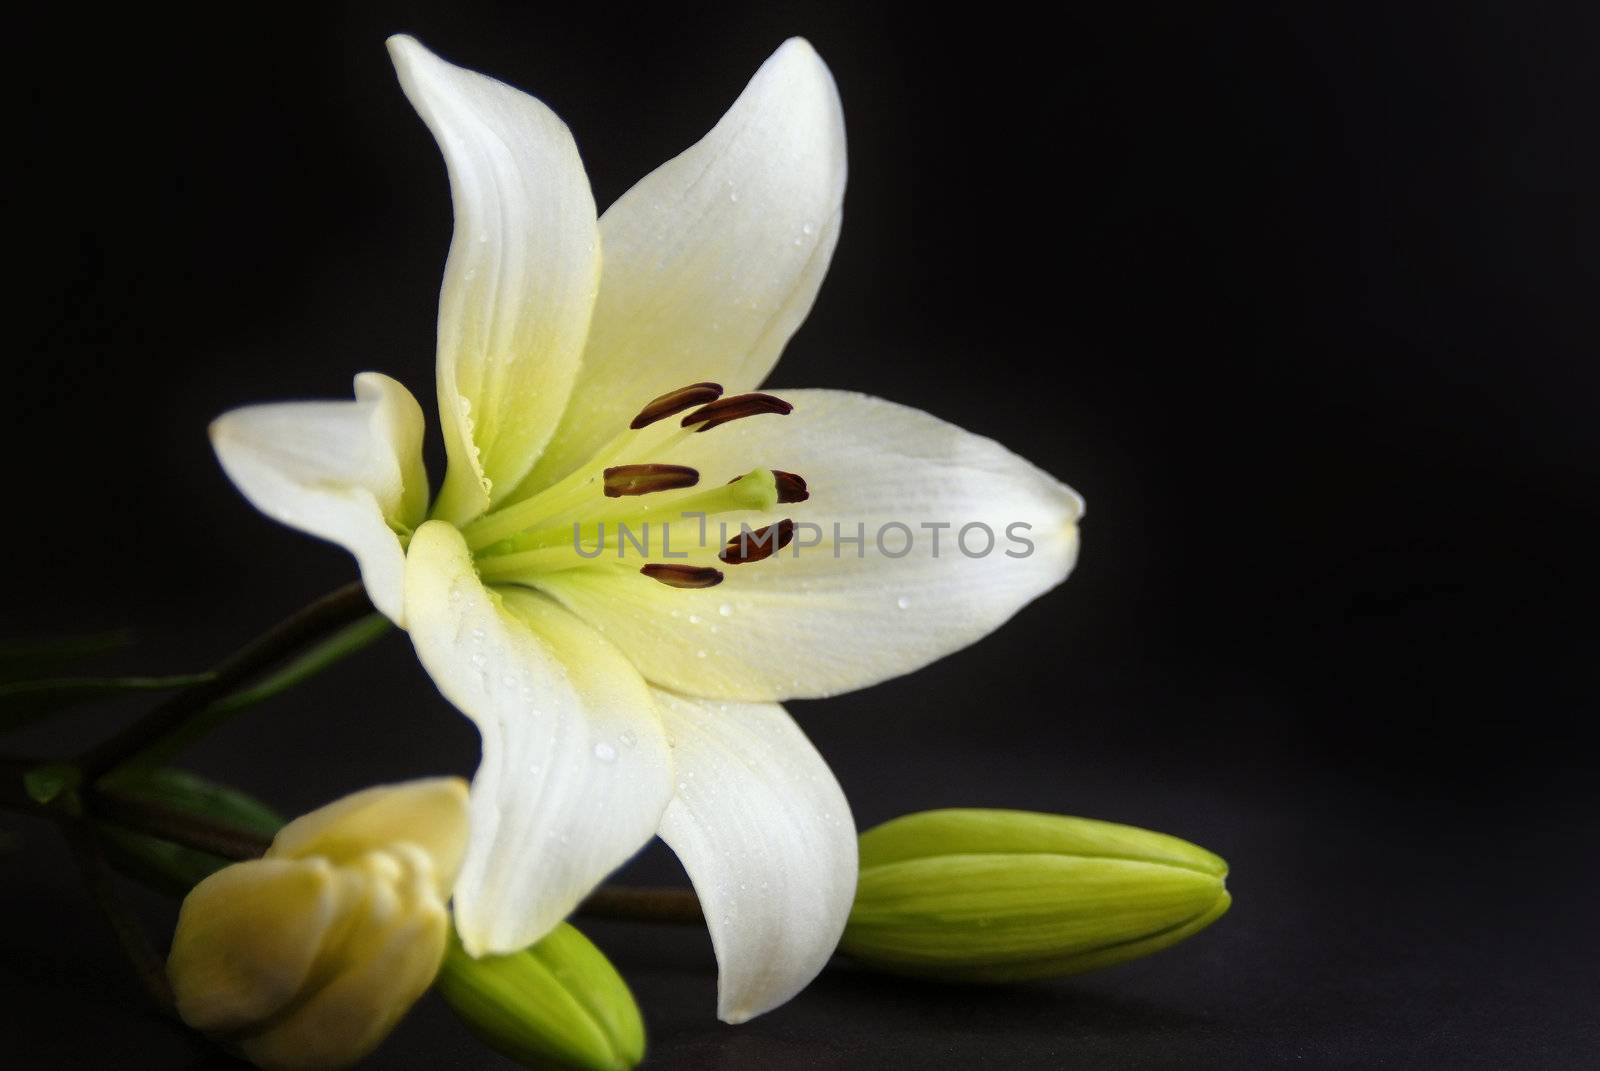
[537,390,1083,700]
[404,520,673,955]
[210,372,427,625]
[521,38,847,492]
[388,35,601,525]
[654,691,855,1023]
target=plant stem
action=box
[77,583,378,782]
[131,613,391,771]
[576,885,704,925]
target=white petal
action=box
[404,520,672,955]
[388,35,601,525]
[520,38,847,492]
[211,372,427,624]
[537,390,1083,700]
[654,692,855,1023]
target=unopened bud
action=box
[436,923,645,1071]
[840,809,1230,982]
[167,778,469,1070]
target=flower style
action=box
[210,35,1083,1022]
[168,779,469,1070]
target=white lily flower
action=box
[211,35,1083,1023]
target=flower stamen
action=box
[640,564,725,589]
[719,519,796,564]
[732,469,808,503]
[681,393,794,432]
[604,464,699,497]
[630,382,724,429]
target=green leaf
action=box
[22,763,82,805]
[95,770,284,894]
[96,826,232,896]
[98,767,284,839]
[0,673,214,735]
[208,614,390,717]
[0,630,135,683]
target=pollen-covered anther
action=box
[681,393,794,432]
[730,469,808,503]
[630,382,724,430]
[603,464,700,497]
[640,564,725,589]
[719,519,797,564]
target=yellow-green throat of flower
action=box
[457,383,807,590]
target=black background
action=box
[4,2,1598,1067]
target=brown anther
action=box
[718,519,797,564]
[603,464,700,498]
[630,383,724,430]
[681,393,793,432]
[640,564,725,588]
[729,470,809,504]
[772,470,809,504]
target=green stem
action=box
[76,583,379,782]
[128,613,390,771]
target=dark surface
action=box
[4,2,1598,1067]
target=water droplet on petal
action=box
[593,741,617,763]
[718,603,733,617]
[896,596,911,610]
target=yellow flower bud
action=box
[167,778,470,1070]
[840,809,1230,982]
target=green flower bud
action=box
[436,924,645,1071]
[840,809,1230,983]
